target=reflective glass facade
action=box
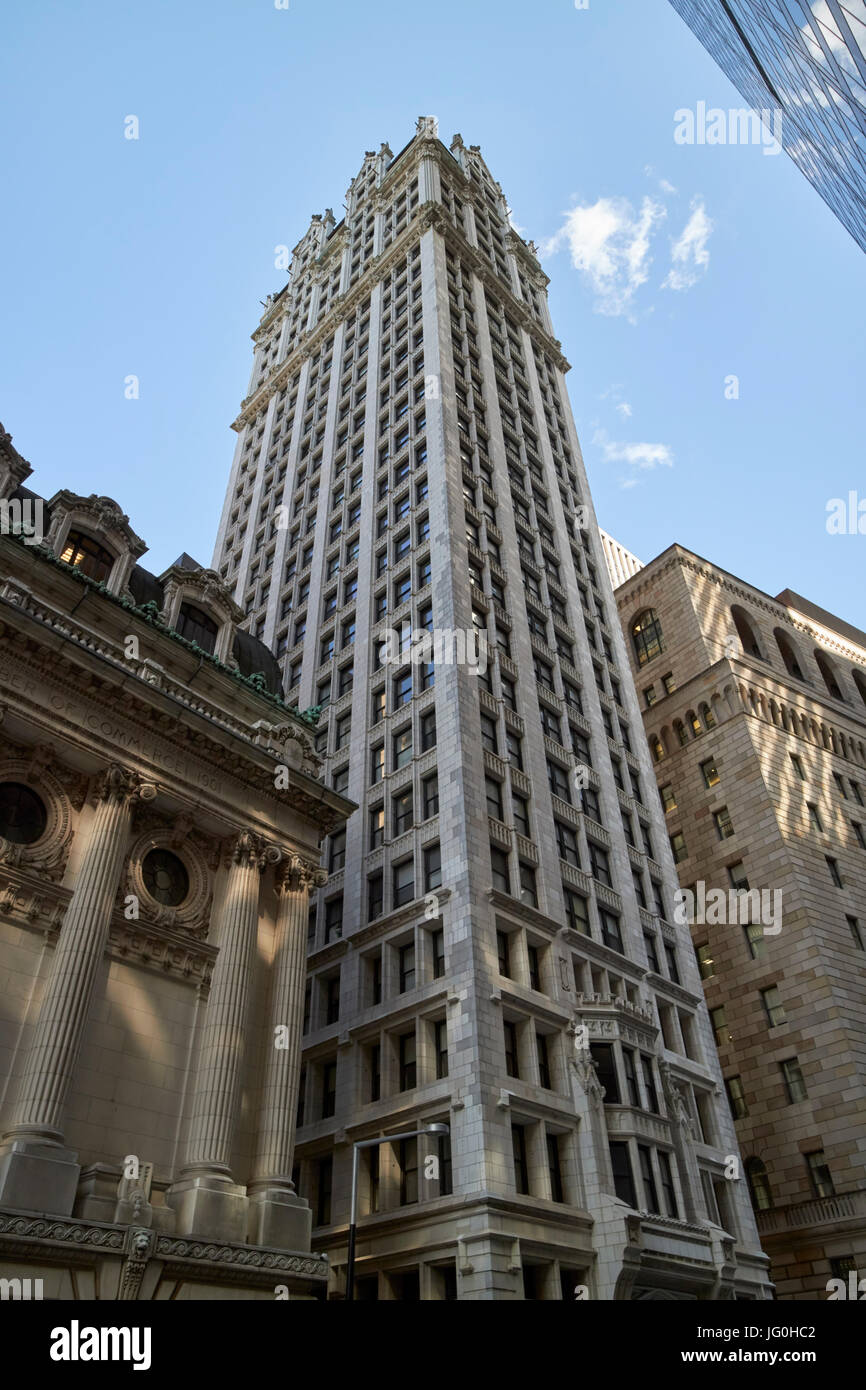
[670,0,866,250]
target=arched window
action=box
[674,719,689,747]
[731,606,764,660]
[814,650,846,702]
[0,782,48,845]
[632,610,664,667]
[60,529,115,583]
[745,1157,773,1212]
[699,701,717,731]
[650,735,664,763]
[176,602,219,655]
[774,628,805,682]
[687,709,702,738]
[853,670,866,710]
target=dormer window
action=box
[176,602,219,655]
[60,529,115,583]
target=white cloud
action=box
[592,427,674,487]
[616,402,633,418]
[662,199,713,291]
[540,196,667,318]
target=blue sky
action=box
[2,0,863,624]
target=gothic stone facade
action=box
[613,543,866,1298]
[210,121,771,1300]
[0,426,351,1300]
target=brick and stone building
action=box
[0,423,351,1299]
[611,541,866,1297]
[211,119,772,1300]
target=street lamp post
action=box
[345,1123,449,1301]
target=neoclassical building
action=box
[0,424,351,1299]
[611,541,866,1297]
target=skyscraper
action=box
[213,118,771,1300]
[668,0,866,252]
[610,541,866,1297]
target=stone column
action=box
[169,830,278,1243]
[0,765,146,1215]
[248,856,326,1250]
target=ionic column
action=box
[181,830,279,1179]
[6,765,145,1144]
[250,856,327,1190]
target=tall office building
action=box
[668,1,866,252]
[213,119,771,1300]
[611,542,866,1297]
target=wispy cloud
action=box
[662,199,713,291]
[616,402,633,418]
[539,196,667,319]
[592,427,674,488]
[541,186,713,317]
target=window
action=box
[622,1048,640,1107]
[713,807,735,840]
[852,822,866,850]
[370,744,385,783]
[399,1030,417,1091]
[393,859,415,908]
[746,1158,772,1211]
[760,984,786,1027]
[781,1056,807,1103]
[790,754,805,780]
[547,761,571,803]
[368,872,383,921]
[176,602,219,655]
[664,943,680,985]
[393,670,413,708]
[590,1043,619,1104]
[638,1146,660,1214]
[369,805,384,849]
[422,774,439,819]
[669,831,688,864]
[316,1156,333,1226]
[711,1006,731,1046]
[324,896,343,943]
[398,1137,418,1205]
[848,916,864,950]
[60,529,115,583]
[555,821,580,867]
[641,1056,660,1114]
[700,758,720,789]
[321,1061,337,1118]
[512,794,530,838]
[632,610,663,666]
[504,1020,520,1078]
[805,1150,834,1199]
[393,789,413,836]
[486,776,504,820]
[609,1141,636,1206]
[599,911,623,953]
[827,856,844,888]
[512,1124,530,1195]
[519,863,537,908]
[490,846,510,894]
[420,710,437,751]
[725,1075,748,1120]
[644,932,660,973]
[496,929,511,978]
[564,888,589,935]
[658,1150,678,1217]
[328,829,346,872]
[394,726,413,768]
[435,1019,449,1079]
[696,943,715,980]
[807,802,823,831]
[325,973,341,1025]
[424,844,442,892]
[589,842,611,887]
[547,1133,564,1203]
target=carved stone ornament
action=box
[0,754,76,883]
[256,720,320,777]
[226,829,282,873]
[124,822,214,938]
[277,854,328,897]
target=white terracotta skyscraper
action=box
[213,119,771,1300]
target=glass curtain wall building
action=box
[669,0,866,251]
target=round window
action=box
[0,782,48,845]
[142,848,190,907]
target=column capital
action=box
[276,854,328,897]
[91,765,156,808]
[226,829,282,873]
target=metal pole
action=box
[346,1140,360,1301]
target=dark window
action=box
[638,1145,660,1214]
[512,1124,529,1195]
[399,1031,417,1091]
[321,1061,337,1118]
[315,1156,332,1225]
[398,1137,418,1204]
[609,1141,636,1206]
[547,1133,564,1203]
[504,1020,519,1077]
[399,941,416,992]
[59,529,115,582]
[176,602,219,655]
[591,1043,619,1104]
